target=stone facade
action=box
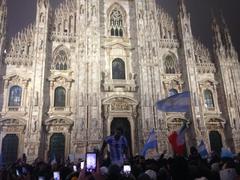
[0,0,240,162]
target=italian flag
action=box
[168,122,187,156]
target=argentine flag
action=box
[221,148,234,158]
[198,140,208,159]
[141,128,158,157]
[156,91,191,112]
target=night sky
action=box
[6,0,240,55]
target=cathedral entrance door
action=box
[1,134,19,166]
[50,133,65,163]
[209,131,223,155]
[111,117,132,155]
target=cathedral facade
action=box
[0,0,240,163]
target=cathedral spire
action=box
[0,0,7,56]
[219,12,237,58]
[178,0,188,18]
[211,12,224,54]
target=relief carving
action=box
[111,100,130,111]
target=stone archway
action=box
[44,117,73,161]
[0,118,26,159]
[102,96,138,154]
[205,117,226,150]
[209,131,223,154]
[111,117,132,154]
[1,134,19,166]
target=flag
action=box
[156,91,191,112]
[198,140,208,159]
[168,122,187,156]
[221,148,233,158]
[141,128,158,157]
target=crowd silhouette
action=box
[1,147,240,180]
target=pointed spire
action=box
[37,0,49,8]
[0,0,6,7]
[211,11,223,53]
[178,0,188,18]
[219,11,236,57]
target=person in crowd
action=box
[100,127,130,167]
[2,147,240,180]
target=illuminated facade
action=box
[0,0,240,163]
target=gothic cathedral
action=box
[0,0,240,163]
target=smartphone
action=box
[80,161,84,170]
[16,169,20,176]
[73,165,77,172]
[123,165,131,174]
[85,152,97,172]
[38,177,45,180]
[53,171,60,180]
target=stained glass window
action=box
[164,55,176,74]
[55,50,68,70]
[54,87,66,107]
[112,58,125,79]
[110,8,123,37]
[204,90,214,108]
[8,86,22,106]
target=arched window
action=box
[112,58,125,79]
[53,48,69,70]
[168,89,178,97]
[204,90,214,108]
[8,86,22,106]
[164,55,176,74]
[110,8,124,37]
[54,87,66,107]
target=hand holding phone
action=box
[53,171,60,180]
[86,152,97,172]
[73,165,77,172]
[123,165,131,174]
[80,161,84,170]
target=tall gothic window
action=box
[164,55,176,74]
[204,89,214,108]
[112,58,125,79]
[54,87,66,107]
[8,86,22,106]
[110,8,124,37]
[168,89,178,97]
[52,47,70,70]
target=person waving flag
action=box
[141,128,158,157]
[156,91,191,112]
[168,121,188,156]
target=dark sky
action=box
[6,0,240,55]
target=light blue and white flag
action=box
[156,91,191,112]
[198,140,208,159]
[141,128,158,157]
[221,148,234,158]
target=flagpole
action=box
[86,62,89,153]
[150,66,158,153]
[150,67,157,129]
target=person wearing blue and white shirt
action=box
[100,127,130,167]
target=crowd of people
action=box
[1,128,240,180]
[0,149,240,180]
